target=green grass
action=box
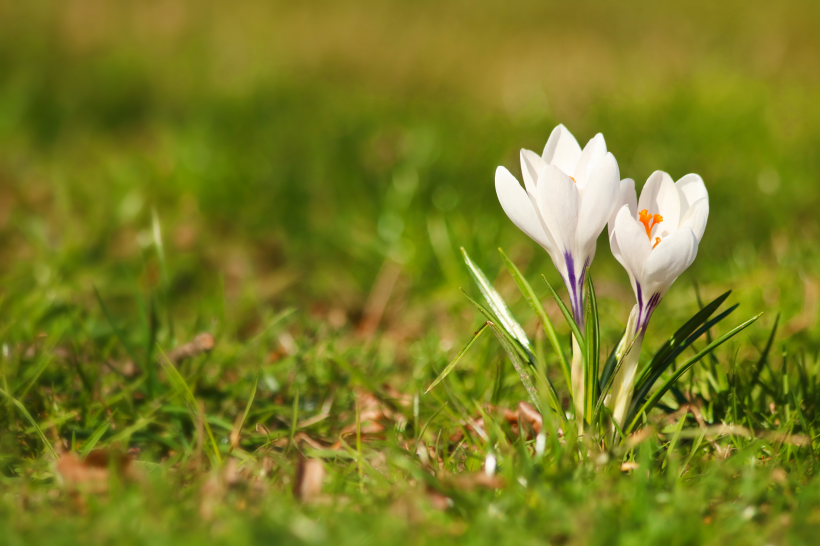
[2,1,820,544]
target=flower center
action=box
[638,209,663,245]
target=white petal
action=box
[576,152,620,259]
[643,228,699,297]
[542,124,582,177]
[679,197,709,243]
[608,178,637,243]
[614,206,652,287]
[638,171,680,239]
[675,174,708,212]
[572,133,607,189]
[536,164,579,255]
[495,167,555,252]
[520,149,545,197]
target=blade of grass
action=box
[0,387,58,459]
[425,323,489,394]
[355,395,363,493]
[229,374,258,456]
[80,420,111,457]
[634,291,731,388]
[749,314,779,393]
[287,389,300,456]
[487,321,544,414]
[461,247,532,352]
[145,296,159,397]
[542,275,585,355]
[462,292,566,419]
[15,354,55,400]
[533,343,569,431]
[625,313,762,435]
[631,304,740,411]
[413,402,448,454]
[499,248,571,390]
[24,411,78,435]
[153,208,175,342]
[102,409,160,446]
[584,273,600,423]
[157,347,222,465]
[593,332,641,422]
[679,426,707,478]
[598,334,622,394]
[94,287,142,372]
[461,290,532,365]
[663,414,687,470]
[14,322,66,398]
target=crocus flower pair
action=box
[495,124,709,426]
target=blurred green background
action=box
[0,0,818,348]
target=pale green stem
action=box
[610,331,644,429]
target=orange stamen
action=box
[638,209,664,241]
[570,176,577,184]
[653,237,661,249]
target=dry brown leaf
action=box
[624,428,653,448]
[165,333,215,363]
[56,449,135,494]
[111,333,215,377]
[338,391,396,437]
[56,453,110,494]
[293,458,325,502]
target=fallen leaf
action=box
[293,458,325,503]
[56,449,135,494]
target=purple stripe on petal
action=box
[638,292,662,333]
[564,252,576,294]
[563,251,584,322]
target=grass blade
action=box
[584,273,600,422]
[425,323,490,393]
[461,247,532,352]
[634,291,731,389]
[679,426,707,478]
[461,290,532,365]
[748,314,779,392]
[229,374,258,456]
[460,289,560,416]
[631,304,739,410]
[157,347,222,465]
[541,275,585,355]
[0,387,58,459]
[598,333,622,394]
[94,287,142,372]
[487,322,542,413]
[498,248,571,391]
[153,208,175,342]
[593,331,640,422]
[624,313,762,435]
[80,420,111,457]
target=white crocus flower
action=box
[495,124,621,421]
[608,171,709,427]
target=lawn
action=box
[1,1,820,544]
